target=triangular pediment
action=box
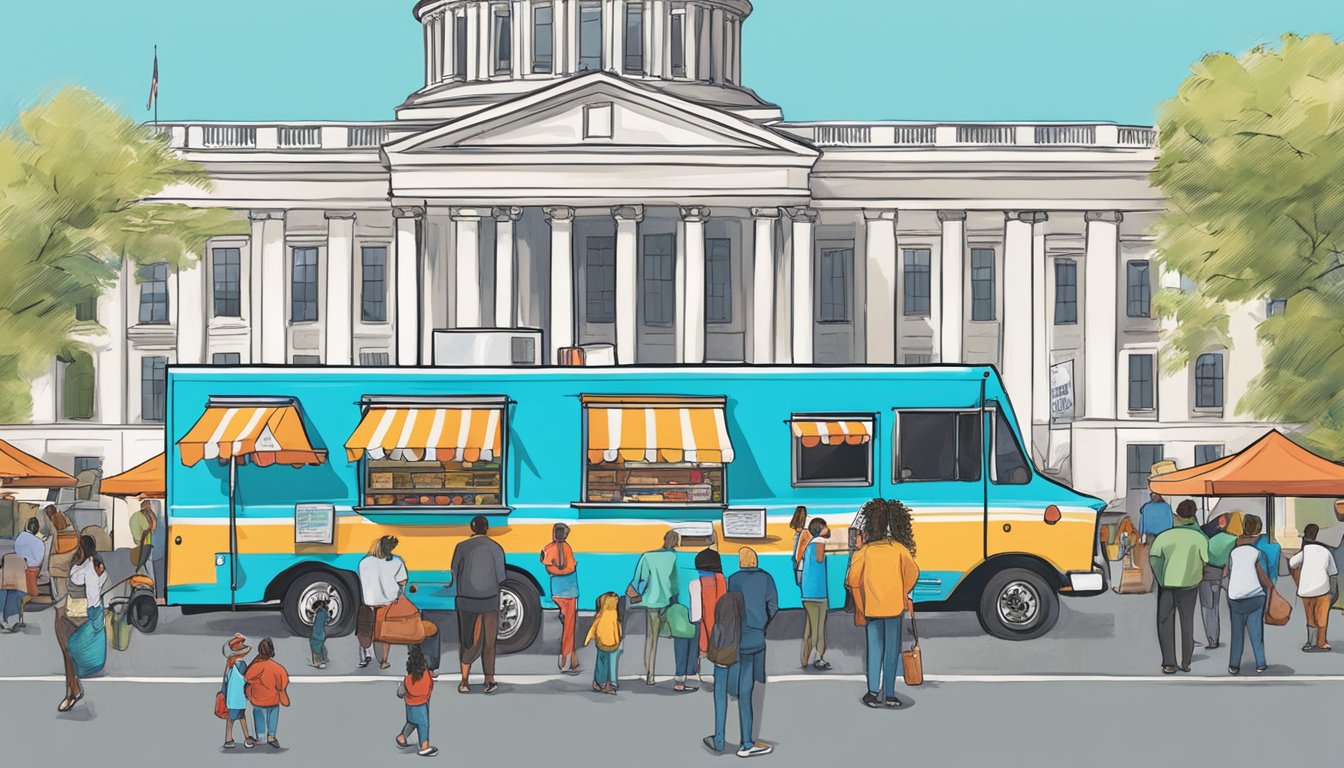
[386,72,818,157]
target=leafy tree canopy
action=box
[0,87,242,421]
[1153,33,1344,454]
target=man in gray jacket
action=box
[450,516,506,694]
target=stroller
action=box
[104,540,159,650]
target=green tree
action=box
[1153,33,1344,454]
[0,87,241,422]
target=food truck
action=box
[164,364,1107,652]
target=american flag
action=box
[146,46,158,112]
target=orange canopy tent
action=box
[0,440,77,488]
[101,453,165,499]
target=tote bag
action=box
[374,594,426,644]
[1265,588,1293,626]
[902,611,924,686]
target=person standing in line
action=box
[585,591,623,694]
[1135,491,1173,591]
[1225,514,1274,675]
[396,645,438,757]
[626,530,680,686]
[129,498,166,596]
[12,518,45,629]
[541,523,580,674]
[788,506,810,587]
[722,548,777,758]
[845,500,920,709]
[43,505,78,605]
[703,589,744,755]
[221,634,255,749]
[244,637,291,749]
[1289,523,1337,652]
[0,550,26,632]
[689,548,726,686]
[309,592,330,668]
[1201,513,1238,651]
[1149,501,1209,674]
[450,516,506,694]
[800,517,832,670]
[358,536,408,670]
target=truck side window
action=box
[896,411,981,482]
[992,409,1032,485]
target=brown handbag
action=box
[1265,588,1293,626]
[53,530,79,556]
[374,595,426,644]
[902,610,923,686]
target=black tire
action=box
[128,592,159,633]
[977,567,1059,640]
[282,570,356,638]
[495,573,542,655]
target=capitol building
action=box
[12,0,1277,521]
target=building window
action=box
[73,456,102,476]
[532,3,553,73]
[1127,444,1165,490]
[623,2,644,74]
[1195,444,1225,466]
[361,247,388,322]
[1128,354,1155,411]
[141,356,167,423]
[454,14,468,78]
[62,351,95,421]
[902,248,931,317]
[670,7,686,77]
[583,103,613,139]
[1054,258,1077,325]
[971,248,995,321]
[578,1,602,71]
[1267,298,1287,317]
[818,247,852,323]
[904,354,932,365]
[212,353,241,365]
[212,247,241,317]
[293,354,321,365]
[360,351,391,366]
[706,238,732,324]
[74,295,96,323]
[642,234,675,327]
[895,411,980,482]
[1195,352,1224,409]
[137,262,169,324]
[492,5,512,75]
[1127,260,1151,318]
[991,408,1031,485]
[291,247,319,323]
[794,418,874,487]
[585,236,616,323]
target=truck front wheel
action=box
[977,568,1059,640]
[282,571,356,638]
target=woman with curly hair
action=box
[845,499,919,709]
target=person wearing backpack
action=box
[721,547,777,758]
[1289,523,1338,651]
[689,548,726,686]
[703,589,744,755]
[585,591,623,694]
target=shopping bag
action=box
[902,611,923,686]
[374,595,426,644]
[1265,588,1293,626]
[214,692,229,719]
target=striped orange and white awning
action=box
[791,419,873,448]
[585,397,734,465]
[345,407,502,463]
[178,401,325,468]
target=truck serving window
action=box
[895,411,981,482]
[991,408,1031,485]
[583,397,734,505]
[364,457,502,509]
[790,416,874,487]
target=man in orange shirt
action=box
[541,523,580,673]
[243,638,290,749]
[845,500,920,709]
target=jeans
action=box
[0,589,21,623]
[1157,585,1199,667]
[674,624,700,680]
[1228,595,1267,670]
[864,616,903,699]
[711,653,763,752]
[1198,566,1223,645]
[710,664,733,751]
[405,703,430,745]
[594,648,621,686]
[252,705,279,739]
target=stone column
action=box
[679,206,710,364]
[451,208,487,328]
[247,212,267,363]
[1002,211,1047,437]
[546,206,576,359]
[258,212,287,365]
[863,210,897,364]
[750,208,779,364]
[612,205,643,365]
[176,256,205,364]
[324,211,356,365]
[29,363,56,423]
[394,206,425,366]
[938,210,966,364]
[98,260,127,423]
[649,0,667,77]
[786,207,817,364]
[1085,211,1123,419]
[709,6,725,83]
[684,2,699,80]
[493,206,523,328]
[609,0,625,74]
[1031,219,1050,436]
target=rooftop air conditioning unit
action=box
[433,329,543,367]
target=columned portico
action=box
[679,206,710,364]
[546,206,576,360]
[324,211,357,365]
[1003,211,1047,440]
[786,207,817,365]
[451,207,488,328]
[751,208,780,364]
[394,206,424,366]
[493,206,522,328]
[863,209,897,364]
[938,210,966,364]
[612,205,643,365]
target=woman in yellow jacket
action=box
[585,592,622,694]
[845,499,920,709]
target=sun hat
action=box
[222,633,251,658]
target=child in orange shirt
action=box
[396,645,437,757]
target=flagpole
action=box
[153,45,158,128]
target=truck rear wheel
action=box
[282,571,356,638]
[495,574,542,655]
[977,568,1059,640]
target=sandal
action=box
[380,661,391,670]
[592,682,603,693]
[457,683,470,694]
[396,735,410,748]
[222,741,236,750]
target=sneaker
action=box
[1228,667,1240,676]
[884,697,902,708]
[1303,643,1316,652]
[1206,642,1221,650]
[1177,665,1191,673]
[483,681,498,694]
[861,692,883,709]
[222,742,236,750]
[736,743,774,758]
[418,746,439,757]
[267,739,281,749]
[244,738,255,749]
[812,659,832,671]
[703,736,723,753]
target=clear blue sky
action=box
[2,0,1342,125]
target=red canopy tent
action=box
[1149,430,1344,538]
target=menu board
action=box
[294,503,335,545]
[722,507,766,540]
